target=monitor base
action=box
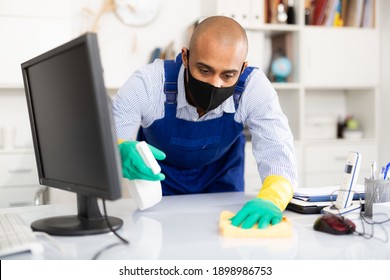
[31,215,123,236]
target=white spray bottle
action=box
[127,141,162,210]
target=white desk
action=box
[1,192,389,260]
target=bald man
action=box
[113,16,298,229]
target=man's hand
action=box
[119,140,166,181]
[230,198,282,229]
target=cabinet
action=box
[0,151,38,186]
[0,88,39,197]
[0,150,44,207]
[210,0,380,188]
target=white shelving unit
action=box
[210,0,380,189]
[0,0,381,201]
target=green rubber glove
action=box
[230,198,283,229]
[119,140,166,181]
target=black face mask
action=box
[185,52,242,113]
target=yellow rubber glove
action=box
[231,175,293,229]
[256,175,294,211]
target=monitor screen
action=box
[21,33,123,236]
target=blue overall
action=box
[138,54,255,195]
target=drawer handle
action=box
[8,168,33,174]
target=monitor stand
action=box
[31,194,123,236]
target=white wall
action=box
[89,0,203,88]
[379,0,390,166]
[0,0,203,88]
[0,0,204,148]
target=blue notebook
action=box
[288,185,365,214]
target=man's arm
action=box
[231,69,298,228]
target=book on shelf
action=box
[308,0,375,28]
[345,0,365,27]
[312,0,342,27]
[344,0,375,28]
[322,0,338,26]
[332,0,344,26]
[312,0,329,25]
[361,0,375,28]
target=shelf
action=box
[304,25,378,31]
[244,23,300,33]
[213,0,380,187]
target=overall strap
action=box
[163,53,256,108]
[163,53,182,104]
[233,66,255,110]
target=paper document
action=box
[293,184,365,202]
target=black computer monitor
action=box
[21,33,123,236]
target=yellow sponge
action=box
[219,210,293,238]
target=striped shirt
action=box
[112,59,298,189]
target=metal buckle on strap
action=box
[164,82,178,104]
[164,82,177,94]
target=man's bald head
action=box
[189,16,248,62]
[181,16,249,116]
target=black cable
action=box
[354,207,390,243]
[91,199,130,260]
[92,242,128,260]
[102,199,129,245]
[350,195,390,242]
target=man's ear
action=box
[241,61,248,74]
[181,48,189,68]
